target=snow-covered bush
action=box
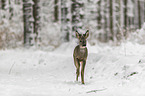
[38,0,62,48]
[0,0,23,49]
[128,23,145,44]
[0,20,23,49]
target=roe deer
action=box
[73,30,89,84]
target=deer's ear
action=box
[76,30,81,39]
[84,30,89,38]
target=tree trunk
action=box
[23,0,34,46]
[1,0,6,10]
[71,0,84,31]
[124,0,127,28]
[61,0,71,41]
[134,0,139,29]
[33,0,40,44]
[109,0,113,41]
[138,0,141,29]
[140,0,145,27]
[96,0,101,30]
[103,0,108,42]
[54,0,59,22]
[9,0,13,20]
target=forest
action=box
[0,0,145,96]
[0,0,145,49]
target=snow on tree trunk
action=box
[1,0,9,19]
[117,0,124,41]
[134,0,139,29]
[127,0,134,29]
[103,0,109,42]
[61,0,71,41]
[98,0,110,42]
[33,0,40,45]
[109,0,114,41]
[114,0,120,42]
[106,0,110,41]
[137,0,144,28]
[100,0,106,42]
[144,1,145,23]
[71,0,84,32]
[96,0,102,41]
[0,1,1,9]
[9,0,14,20]
[112,0,117,42]
[23,0,35,46]
[140,0,145,27]
[124,0,127,36]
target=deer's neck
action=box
[79,45,86,49]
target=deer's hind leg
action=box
[74,58,80,81]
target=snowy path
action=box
[1,43,145,96]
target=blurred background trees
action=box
[0,0,145,49]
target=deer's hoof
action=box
[82,82,85,84]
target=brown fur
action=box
[73,30,89,84]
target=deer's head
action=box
[75,30,89,47]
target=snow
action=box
[0,41,145,96]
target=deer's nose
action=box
[83,42,86,46]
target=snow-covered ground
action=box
[1,41,145,96]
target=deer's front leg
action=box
[74,58,80,81]
[81,60,86,84]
